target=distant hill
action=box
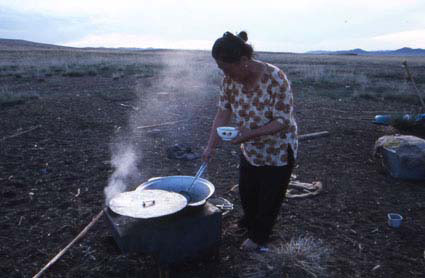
[0,38,156,52]
[306,47,425,56]
[0,38,75,50]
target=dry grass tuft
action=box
[242,235,331,278]
[278,236,331,277]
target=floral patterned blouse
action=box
[218,63,298,166]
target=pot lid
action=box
[108,189,188,219]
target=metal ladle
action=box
[179,162,208,203]
[187,161,208,193]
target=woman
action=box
[202,31,298,251]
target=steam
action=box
[104,50,222,205]
[104,144,138,205]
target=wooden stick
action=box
[358,110,402,114]
[334,117,370,121]
[225,184,240,194]
[0,125,41,142]
[318,107,350,113]
[32,210,104,278]
[136,120,186,129]
[402,61,425,110]
[299,131,329,141]
[319,108,399,114]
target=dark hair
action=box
[212,31,254,63]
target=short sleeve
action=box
[271,71,292,126]
[218,77,232,111]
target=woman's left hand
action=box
[231,127,254,144]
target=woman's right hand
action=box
[202,146,215,162]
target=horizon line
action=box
[0,37,424,54]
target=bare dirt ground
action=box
[1,50,425,277]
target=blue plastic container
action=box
[387,213,403,228]
[373,115,392,125]
[415,114,425,121]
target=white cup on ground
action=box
[217,127,239,141]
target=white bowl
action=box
[217,126,239,141]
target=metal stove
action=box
[104,201,222,266]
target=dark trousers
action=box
[238,149,294,245]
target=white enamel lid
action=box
[108,189,188,218]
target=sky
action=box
[0,0,424,52]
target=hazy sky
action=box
[0,0,424,52]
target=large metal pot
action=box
[136,176,215,206]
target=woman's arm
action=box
[231,120,284,144]
[202,108,233,161]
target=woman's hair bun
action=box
[237,31,248,42]
[212,30,253,62]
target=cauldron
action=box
[136,176,215,207]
